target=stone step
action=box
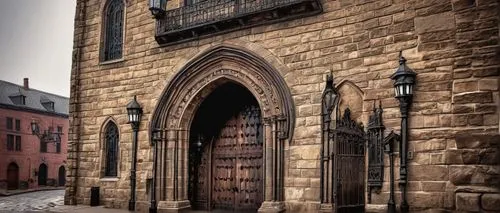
[365,204,387,213]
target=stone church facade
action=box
[65,0,500,212]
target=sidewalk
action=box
[48,205,131,213]
[0,186,64,196]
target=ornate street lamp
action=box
[320,72,339,206]
[127,95,143,211]
[149,0,166,19]
[390,51,416,213]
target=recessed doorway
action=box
[188,82,263,212]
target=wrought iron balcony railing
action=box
[155,0,322,45]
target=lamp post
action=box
[127,95,143,211]
[390,51,416,213]
[149,0,166,18]
[150,128,162,213]
[320,72,339,206]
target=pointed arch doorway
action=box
[150,45,295,212]
[189,82,263,211]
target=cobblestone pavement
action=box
[0,189,64,213]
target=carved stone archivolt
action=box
[152,46,294,137]
[150,45,294,212]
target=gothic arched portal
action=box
[150,45,295,212]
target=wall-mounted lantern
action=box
[320,72,339,206]
[149,0,166,19]
[390,51,416,213]
[322,73,339,117]
[31,120,62,143]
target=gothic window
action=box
[102,0,124,61]
[104,122,119,177]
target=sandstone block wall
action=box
[67,0,500,212]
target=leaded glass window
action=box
[104,122,119,177]
[103,0,124,61]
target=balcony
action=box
[155,0,322,45]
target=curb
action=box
[0,187,64,197]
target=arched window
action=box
[104,122,119,177]
[102,0,124,61]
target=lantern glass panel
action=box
[150,0,161,8]
[324,93,332,108]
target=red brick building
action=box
[0,78,69,190]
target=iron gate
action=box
[333,108,366,213]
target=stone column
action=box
[263,117,273,201]
[158,129,191,213]
[259,116,285,213]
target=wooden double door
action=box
[190,105,263,211]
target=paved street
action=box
[0,189,64,212]
[0,190,257,213]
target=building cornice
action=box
[0,103,69,118]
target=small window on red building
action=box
[15,119,20,131]
[56,142,61,153]
[15,136,21,151]
[40,141,48,153]
[6,117,13,130]
[7,134,14,151]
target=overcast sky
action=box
[0,0,76,97]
